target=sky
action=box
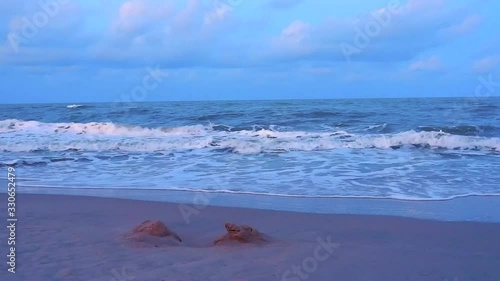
[0,0,499,103]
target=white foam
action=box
[17,184,500,201]
[66,104,85,109]
[0,119,207,137]
[0,119,498,153]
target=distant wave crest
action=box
[66,104,87,109]
[417,125,497,136]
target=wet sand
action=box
[1,193,500,281]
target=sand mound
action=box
[126,220,182,247]
[214,223,268,245]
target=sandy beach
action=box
[2,0,499,280]
[1,193,500,281]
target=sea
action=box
[0,98,499,201]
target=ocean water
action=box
[0,98,499,200]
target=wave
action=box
[364,123,392,133]
[0,156,138,168]
[195,112,244,121]
[0,119,498,153]
[0,160,48,167]
[290,111,340,118]
[417,125,498,136]
[471,104,498,112]
[66,104,87,109]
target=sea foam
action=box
[1,119,498,153]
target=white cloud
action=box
[269,20,314,59]
[408,56,443,72]
[203,0,234,25]
[473,56,500,73]
[281,21,310,43]
[267,0,474,64]
[0,0,491,72]
[112,0,172,34]
[442,15,481,36]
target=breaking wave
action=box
[0,119,498,153]
[66,104,87,109]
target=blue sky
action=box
[0,0,499,103]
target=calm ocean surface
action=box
[0,98,499,200]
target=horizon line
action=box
[1,95,499,105]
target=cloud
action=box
[442,15,481,36]
[0,0,492,73]
[203,0,234,26]
[7,3,85,36]
[112,0,172,34]
[276,20,310,45]
[473,56,500,73]
[266,0,478,64]
[408,56,443,72]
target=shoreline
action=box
[15,182,500,201]
[6,183,500,222]
[1,193,500,281]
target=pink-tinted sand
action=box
[1,193,500,281]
